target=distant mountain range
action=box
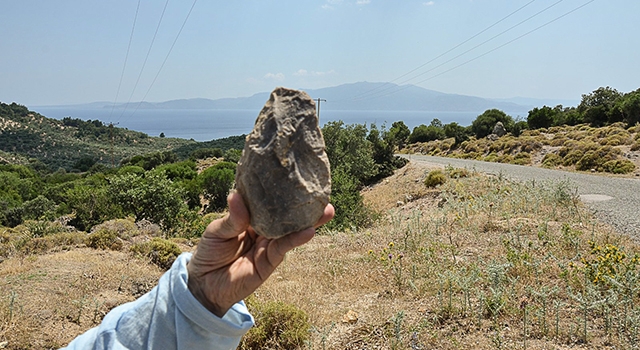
[42,82,579,113]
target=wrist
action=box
[187,264,228,318]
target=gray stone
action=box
[493,121,506,137]
[235,87,331,238]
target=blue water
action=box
[32,107,525,142]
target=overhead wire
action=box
[347,0,539,101]
[118,0,171,121]
[107,0,141,122]
[127,0,199,119]
[351,0,566,102]
[367,0,597,101]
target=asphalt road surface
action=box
[401,155,640,239]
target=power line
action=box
[118,0,171,121]
[128,0,199,119]
[369,0,597,101]
[352,0,566,102]
[347,0,539,102]
[108,0,141,122]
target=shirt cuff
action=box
[171,253,255,336]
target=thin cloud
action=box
[264,72,285,81]
[423,1,435,6]
[322,0,343,10]
[356,0,371,5]
[294,69,336,77]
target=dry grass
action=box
[3,161,640,349]
[253,163,640,349]
[0,249,165,348]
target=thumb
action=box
[203,191,250,239]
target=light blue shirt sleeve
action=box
[62,253,254,350]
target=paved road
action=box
[401,155,640,239]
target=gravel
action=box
[401,155,640,239]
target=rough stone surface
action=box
[235,87,331,238]
[493,121,506,137]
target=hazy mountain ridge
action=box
[43,82,543,113]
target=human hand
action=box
[187,191,334,317]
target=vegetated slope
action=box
[404,122,640,177]
[4,161,640,349]
[0,102,245,171]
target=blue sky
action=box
[1,0,638,106]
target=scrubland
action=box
[404,122,640,177]
[3,161,640,349]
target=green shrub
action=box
[521,129,541,136]
[325,169,374,231]
[562,150,584,166]
[631,142,640,151]
[575,146,620,171]
[600,134,632,146]
[240,297,310,350]
[496,154,514,164]
[109,172,187,231]
[550,136,568,147]
[424,170,446,188]
[86,229,123,250]
[445,166,470,179]
[459,151,481,160]
[199,161,236,213]
[512,152,531,165]
[23,220,66,238]
[130,238,181,270]
[91,218,138,239]
[519,138,543,153]
[602,159,636,174]
[471,109,514,139]
[223,148,242,163]
[542,153,562,168]
[483,152,499,163]
[21,231,86,255]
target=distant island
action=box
[36,82,579,113]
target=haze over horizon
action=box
[2,1,639,108]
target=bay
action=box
[32,107,525,142]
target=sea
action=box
[31,107,528,142]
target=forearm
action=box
[62,253,254,350]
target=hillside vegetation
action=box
[0,107,408,348]
[396,86,640,176]
[0,102,244,171]
[1,86,640,349]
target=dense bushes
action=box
[199,161,236,213]
[0,155,239,233]
[322,121,407,231]
[471,109,514,139]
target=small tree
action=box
[617,89,640,126]
[578,86,623,127]
[471,109,514,139]
[527,106,556,129]
[387,121,410,149]
[199,162,237,212]
[409,124,445,143]
[109,172,186,231]
[443,122,470,145]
